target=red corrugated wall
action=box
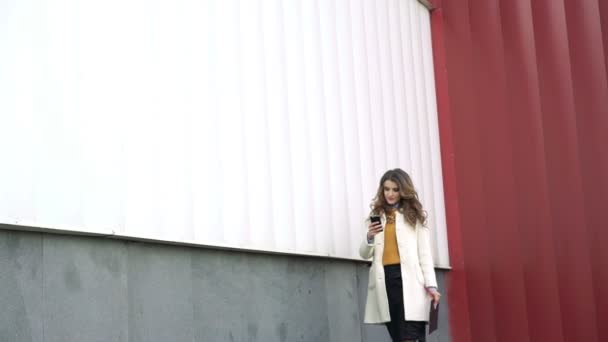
[430,0,608,341]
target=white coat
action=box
[359,211,438,323]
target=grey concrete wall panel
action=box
[192,252,333,342]
[356,264,393,341]
[324,262,362,342]
[0,229,452,341]
[127,243,194,342]
[0,231,43,342]
[42,235,128,342]
[284,258,330,342]
[192,251,290,342]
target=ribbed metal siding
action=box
[432,0,608,340]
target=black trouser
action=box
[384,264,426,342]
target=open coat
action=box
[359,211,438,323]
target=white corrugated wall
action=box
[0,0,449,266]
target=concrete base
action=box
[0,229,450,342]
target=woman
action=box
[359,169,441,342]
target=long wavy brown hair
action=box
[370,169,427,227]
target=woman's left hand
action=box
[426,287,441,306]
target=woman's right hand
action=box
[367,222,383,241]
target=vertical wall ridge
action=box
[429,1,473,341]
[563,1,608,339]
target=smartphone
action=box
[370,215,381,226]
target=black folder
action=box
[429,301,439,334]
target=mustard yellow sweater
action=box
[382,209,401,265]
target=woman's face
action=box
[383,180,401,205]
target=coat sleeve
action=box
[359,219,374,260]
[417,224,438,288]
